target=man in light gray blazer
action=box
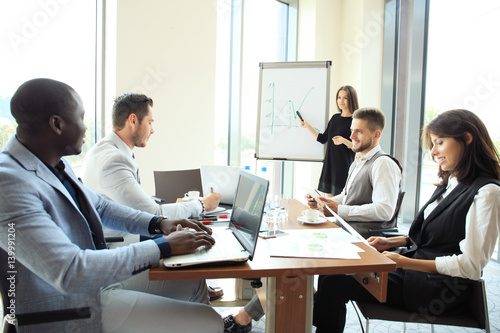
[82,92,224,301]
[0,78,223,332]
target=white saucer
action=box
[297,216,327,225]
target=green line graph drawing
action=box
[263,82,315,134]
[255,61,330,161]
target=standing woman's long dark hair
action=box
[335,85,359,114]
[422,109,500,186]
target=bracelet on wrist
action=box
[198,199,206,213]
[405,236,412,249]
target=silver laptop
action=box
[200,164,241,206]
[163,170,269,268]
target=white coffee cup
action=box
[302,209,320,222]
[185,190,200,200]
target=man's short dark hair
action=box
[112,93,154,130]
[352,107,386,132]
[11,78,78,137]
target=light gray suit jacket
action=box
[81,132,202,241]
[0,136,161,332]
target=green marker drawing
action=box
[263,83,315,134]
[312,233,327,239]
[307,243,323,252]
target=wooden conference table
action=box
[149,199,396,333]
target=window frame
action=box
[382,0,499,261]
[227,0,298,197]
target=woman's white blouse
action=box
[425,178,500,280]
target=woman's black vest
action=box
[401,176,500,314]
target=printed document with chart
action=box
[268,228,365,259]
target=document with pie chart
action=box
[268,228,364,260]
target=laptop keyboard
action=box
[195,229,242,260]
[196,244,230,259]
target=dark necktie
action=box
[54,162,107,249]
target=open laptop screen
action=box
[229,171,269,260]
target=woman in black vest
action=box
[313,109,500,332]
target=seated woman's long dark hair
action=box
[422,109,500,186]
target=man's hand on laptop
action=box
[166,227,216,255]
[202,192,221,212]
[159,218,213,235]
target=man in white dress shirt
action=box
[82,93,220,244]
[308,107,402,238]
[226,107,404,332]
[82,93,223,299]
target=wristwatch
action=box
[154,216,166,234]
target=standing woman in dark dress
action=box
[300,85,359,196]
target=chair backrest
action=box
[354,278,489,332]
[1,276,90,332]
[381,190,405,229]
[469,279,490,332]
[153,168,202,203]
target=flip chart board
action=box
[255,61,331,161]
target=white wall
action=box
[294,0,385,196]
[107,0,385,197]
[342,0,385,108]
[111,0,218,195]
[298,0,384,110]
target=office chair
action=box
[353,275,490,333]
[153,168,203,204]
[368,190,406,237]
[1,279,91,333]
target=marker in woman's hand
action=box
[296,111,304,121]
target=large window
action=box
[215,0,291,198]
[420,0,500,260]
[215,0,290,164]
[420,0,500,203]
[239,0,289,172]
[214,0,232,165]
[0,1,100,174]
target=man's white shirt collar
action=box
[354,145,381,162]
[107,131,134,159]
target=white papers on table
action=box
[268,228,364,260]
[203,208,231,223]
[204,206,227,215]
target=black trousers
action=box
[313,270,405,333]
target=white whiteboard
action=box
[255,61,331,161]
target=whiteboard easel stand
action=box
[255,61,331,161]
